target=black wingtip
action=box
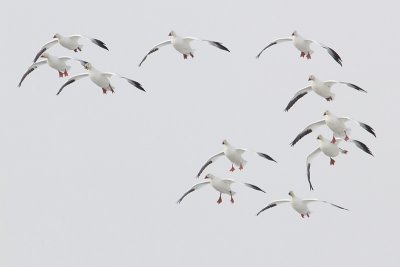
[91,38,109,51]
[360,122,376,137]
[324,46,342,66]
[33,47,47,63]
[210,41,230,52]
[352,139,374,157]
[127,79,146,92]
[257,152,277,163]
[347,83,367,93]
[244,183,266,193]
[307,163,314,191]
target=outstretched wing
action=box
[33,39,58,62]
[308,40,342,66]
[256,199,291,216]
[71,35,109,51]
[177,181,210,203]
[256,38,292,58]
[303,199,349,211]
[103,72,145,92]
[324,80,367,93]
[236,148,277,163]
[223,179,266,193]
[56,73,89,95]
[138,40,172,67]
[306,148,321,191]
[17,60,47,87]
[196,152,224,178]
[284,86,312,112]
[183,37,230,52]
[339,117,376,137]
[290,120,326,146]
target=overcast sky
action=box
[1,0,399,266]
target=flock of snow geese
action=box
[18,31,376,219]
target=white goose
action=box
[177,174,265,204]
[306,134,373,190]
[290,110,376,146]
[285,75,367,111]
[56,61,145,95]
[196,139,277,178]
[256,191,348,218]
[18,53,79,87]
[138,30,230,66]
[33,33,109,62]
[256,30,342,66]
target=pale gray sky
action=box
[1,0,399,266]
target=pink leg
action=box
[183,54,188,59]
[330,158,335,165]
[239,163,244,170]
[229,164,235,172]
[63,70,68,77]
[306,213,310,218]
[102,88,107,94]
[58,71,63,77]
[230,192,234,204]
[301,214,305,218]
[331,136,336,144]
[306,52,311,59]
[217,193,222,204]
[326,96,333,101]
[190,52,194,58]
[300,52,305,58]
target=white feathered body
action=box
[171,36,193,55]
[293,34,312,54]
[325,115,348,138]
[46,54,70,72]
[224,145,247,167]
[311,79,334,99]
[209,177,235,195]
[88,68,111,90]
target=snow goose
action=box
[33,33,108,62]
[18,53,79,87]
[138,30,230,66]
[256,31,342,66]
[56,61,144,95]
[290,110,376,146]
[285,75,367,111]
[256,191,348,218]
[177,173,265,204]
[196,139,277,178]
[306,134,373,190]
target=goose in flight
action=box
[138,30,230,66]
[285,75,367,112]
[56,61,145,95]
[290,110,376,146]
[306,135,373,190]
[18,53,79,87]
[256,191,348,218]
[33,33,109,62]
[196,139,277,178]
[256,31,342,66]
[177,173,265,204]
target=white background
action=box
[1,0,398,266]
